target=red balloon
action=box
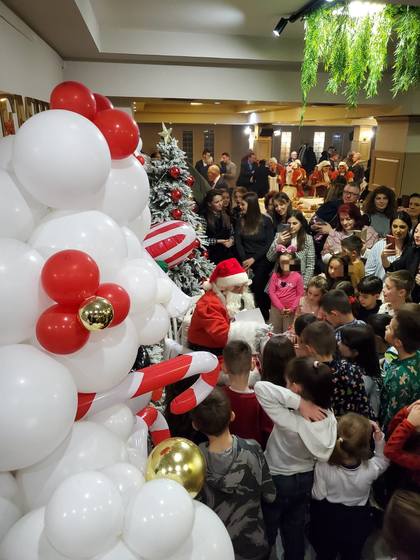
[36,304,90,355]
[96,283,130,326]
[41,250,100,305]
[171,208,183,219]
[93,109,139,160]
[93,93,114,112]
[50,81,96,120]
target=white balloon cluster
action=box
[0,107,233,559]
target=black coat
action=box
[236,161,258,188]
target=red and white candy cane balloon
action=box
[137,407,170,445]
[76,352,219,420]
[143,220,197,268]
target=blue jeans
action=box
[263,471,314,560]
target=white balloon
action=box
[122,226,143,259]
[116,259,157,314]
[53,318,138,393]
[44,471,124,559]
[0,135,14,171]
[136,304,170,345]
[96,156,150,225]
[128,206,151,241]
[126,417,149,474]
[0,507,44,560]
[11,172,50,225]
[167,501,235,560]
[0,239,46,345]
[94,540,138,560]
[0,170,34,240]
[0,344,77,472]
[30,210,127,281]
[136,137,143,153]
[0,497,21,543]
[101,463,145,506]
[155,277,173,305]
[0,473,19,502]
[123,479,194,559]
[89,404,134,441]
[13,109,111,209]
[16,421,127,512]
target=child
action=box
[335,279,360,317]
[310,413,389,560]
[357,275,383,321]
[191,388,276,560]
[296,274,328,317]
[293,312,318,356]
[222,340,271,447]
[381,303,420,431]
[341,234,365,289]
[300,321,374,419]
[325,254,351,290]
[255,357,337,559]
[260,334,295,387]
[268,246,304,333]
[379,270,414,316]
[366,313,392,359]
[383,490,420,560]
[320,288,365,342]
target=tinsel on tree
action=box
[148,123,214,296]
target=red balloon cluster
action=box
[36,250,130,355]
[50,81,140,160]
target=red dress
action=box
[385,407,420,488]
[188,290,230,351]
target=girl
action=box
[310,413,389,560]
[267,210,315,287]
[255,357,337,560]
[325,254,351,290]
[231,186,247,228]
[263,190,278,220]
[201,189,234,264]
[296,275,328,317]
[235,191,275,318]
[379,270,414,316]
[268,246,304,333]
[339,324,382,418]
[260,334,296,387]
[363,185,397,238]
[272,191,292,229]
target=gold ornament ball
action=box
[78,296,114,331]
[146,437,206,498]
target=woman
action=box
[331,161,354,183]
[235,192,275,318]
[231,186,248,228]
[309,160,334,196]
[267,210,315,287]
[263,190,278,220]
[272,192,292,229]
[268,157,285,191]
[321,202,378,263]
[284,160,306,197]
[365,212,412,280]
[202,190,234,264]
[363,185,397,238]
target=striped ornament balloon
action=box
[143,220,197,268]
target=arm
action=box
[266,238,278,262]
[302,235,315,287]
[258,448,277,503]
[364,226,379,250]
[291,274,305,312]
[365,241,382,277]
[234,225,246,262]
[254,381,301,430]
[312,461,329,500]
[190,301,230,347]
[384,419,420,471]
[367,434,390,481]
[268,274,285,310]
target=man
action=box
[220,152,237,190]
[236,152,257,188]
[286,150,298,165]
[195,149,212,180]
[350,152,365,185]
[313,182,361,233]
[207,164,229,190]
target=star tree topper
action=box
[159,122,173,145]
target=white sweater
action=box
[254,382,337,476]
[312,437,389,506]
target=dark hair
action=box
[389,211,413,250]
[329,413,372,466]
[326,255,351,289]
[202,189,231,229]
[340,324,381,378]
[272,192,292,226]
[335,280,355,297]
[223,340,252,375]
[221,151,230,157]
[264,190,278,213]
[357,275,383,295]
[383,490,420,560]
[363,185,397,220]
[386,270,415,298]
[285,357,333,409]
[202,149,211,156]
[409,192,420,201]
[301,321,337,357]
[324,177,346,203]
[241,192,263,235]
[261,335,295,386]
[341,234,363,256]
[288,210,309,251]
[320,289,352,314]
[190,388,231,436]
[394,303,420,354]
[294,313,318,337]
[337,203,364,231]
[367,313,391,340]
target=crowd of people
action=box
[162,147,420,560]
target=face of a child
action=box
[221,191,230,208]
[328,259,344,279]
[358,292,378,310]
[288,216,301,236]
[385,317,398,346]
[239,199,248,215]
[339,213,355,232]
[274,200,289,217]
[307,286,322,304]
[234,192,243,205]
[279,255,291,272]
[374,193,389,212]
[383,278,405,305]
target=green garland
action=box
[301,2,420,108]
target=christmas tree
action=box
[148,123,214,296]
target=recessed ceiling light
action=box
[214,101,221,105]
[190,102,203,106]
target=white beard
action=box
[225,289,255,319]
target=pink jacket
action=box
[268,271,304,312]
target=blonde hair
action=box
[329,413,372,466]
[307,275,329,294]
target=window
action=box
[313,131,326,160]
[279,131,292,163]
[203,129,214,157]
[331,133,343,156]
[182,130,193,162]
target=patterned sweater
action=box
[266,233,315,287]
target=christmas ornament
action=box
[78,296,114,331]
[202,250,209,259]
[158,122,172,145]
[136,154,145,165]
[170,188,182,202]
[193,239,201,249]
[169,166,181,180]
[144,220,197,268]
[171,208,182,219]
[185,175,195,187]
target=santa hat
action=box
[318,160,332,170]
[209,258,251,289]
[338,161,348,170]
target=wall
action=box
[0,1,63,100]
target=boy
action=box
[191,388,276,560]
[379,270,414,316]
[341,235,365,289]
[381,303,420,430]
[320,289,365,342]
[222,340,271,447]
[357,275,383,321]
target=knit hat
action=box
[209,258,251,289]
[318,160,332,170]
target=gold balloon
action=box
[146,437,206,498]
[78,296,114,331]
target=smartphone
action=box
[386,234,396,250]
[277,223,291,233]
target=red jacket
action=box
[188,290,230,349]
[385,407,420,488]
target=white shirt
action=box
[312,437,389,506]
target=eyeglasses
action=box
[343,190,359,197]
